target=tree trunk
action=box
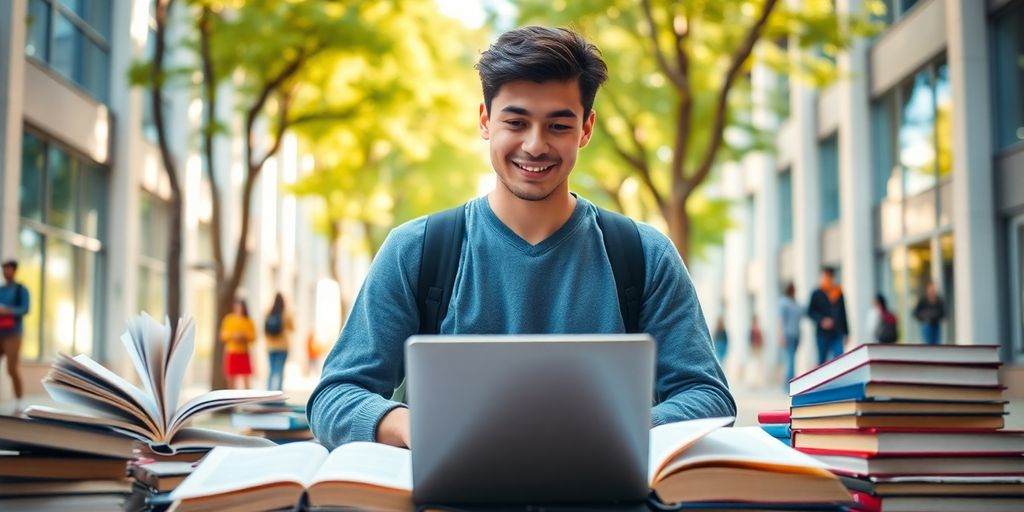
[210,288,234,390]
[166,195,183,327]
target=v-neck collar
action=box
[477,194,588,257]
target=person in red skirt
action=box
[220,298,255,389]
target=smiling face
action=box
[480,79,595,203]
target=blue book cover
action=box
[791,383,868,406]
[760,423,792,438]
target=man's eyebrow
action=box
[499,106,578,119]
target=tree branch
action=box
[640,0,685,88]
[254,87,296,173]
[601,92,667,212]
[197,5,225,281]
[689,0,779,190]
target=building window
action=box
[17,130,108,361]
[871,94,896,206]
[23,0,111,103]
[138,191,169,318]
[875,57,951,240]
[879,0,921,25]
[991,0,1024,152]
[778,167,793,244]
[818,133,840,225]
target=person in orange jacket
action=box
[220,298,255,389]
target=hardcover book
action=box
[23,314,283,454]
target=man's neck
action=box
[487,189,577,245]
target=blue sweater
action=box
[308,195,735,449]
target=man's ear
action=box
[579,109,596,148]
[479,102,490,140]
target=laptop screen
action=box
[406,334,655,507]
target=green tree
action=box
[512,0,883,260]
[288,1,487,275]
[134,0,393,388]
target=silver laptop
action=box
[406,334,655,508]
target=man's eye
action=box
[551,124,571,131]
[505,120,524,128]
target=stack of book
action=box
[0,414,136,510]
[788,343,1024,511]
[230,403,313,443]
[758,409,793,445]
[124,456,199,511]
[168,417,855,511]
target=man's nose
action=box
[521,127,549,156]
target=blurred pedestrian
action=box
[778,283,803,385]
[0,260,29,411]
[712,316,728,363]
[872,293,899,344]
[263,293,293,391]
[913,281,946,345]
[807,266,849,365]
[220,298,255,389]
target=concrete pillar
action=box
[945,0,999,345]
[0,0,26,259]
[837,0,876,344]
[103,0,145,369]
[751,57,780,375]
[722,162,751,379]
[790,38,821,370]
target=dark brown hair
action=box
[476,26,608,118]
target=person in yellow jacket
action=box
[220,298,255,389]
[263,293,293,391]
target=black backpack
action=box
[264,311,284,336]
[391,204,647,403]
[415,203,646,335]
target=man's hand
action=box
[377,407,411,448]
[821,317,834,330]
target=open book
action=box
[169,417,850,511]
[24,313,283,454]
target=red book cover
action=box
[757,409,791,424]
[848,490,881,512]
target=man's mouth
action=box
[512,160,557,173]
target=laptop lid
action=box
[406,334,655,507]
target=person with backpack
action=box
[807,266,849,365]
[264,293,292,391]
[0,260,30,412]
[871,294,899,344]
[307,26,735,450]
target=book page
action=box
[163,427,276,454]
[46,354,161,436]
[312,442,412,491]
[657,427,835,482]
[25,404,156,444]
[41,374,160,435]
[164,317,196,426]
[167,389,285,438]
[170,442,328,501]
[122,314,170,429]
[648,416,733,484]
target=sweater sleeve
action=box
[639,226,736,425]
[306,218,426,450]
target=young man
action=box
[308,26,735,450]
[0,260,30,411]
[807,267,849,365]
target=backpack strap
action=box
[417,204,466,335]
[595,208,646,333]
